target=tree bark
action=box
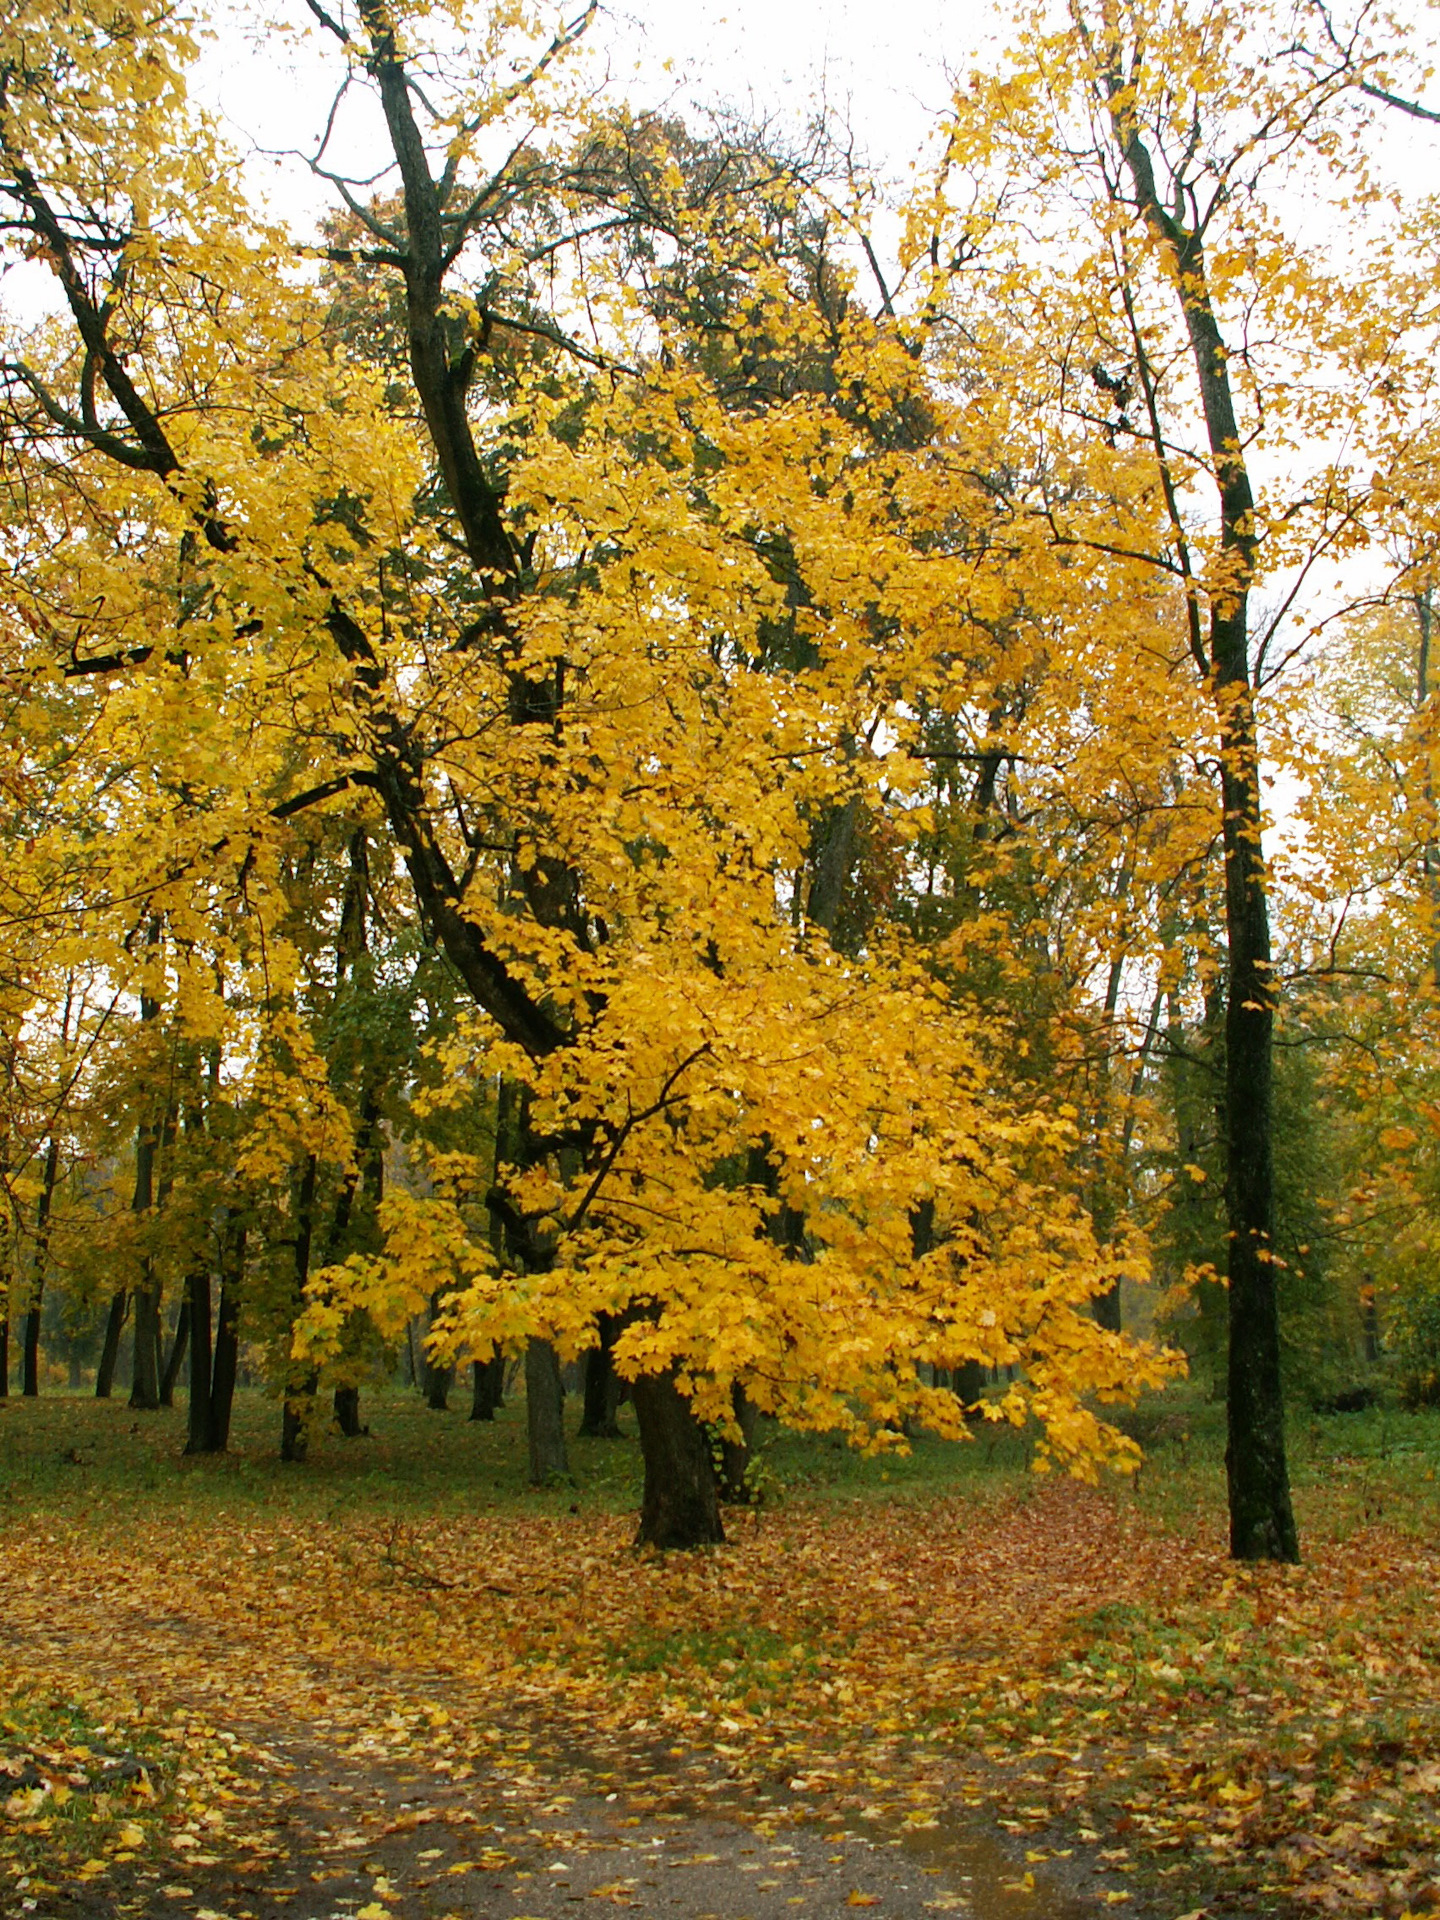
[334,1385,366,1435]
[719,1383,759,1503]
[281,1155,319,1462]
[159,1298,190,1406]
[524,1337,569,1484]
[204,1223,243,1453]
[95,1287,128,1399]
[470,1353,505,1420]
[632,1370,724,1548]
[22,1133,61,1396]
[185,1267,212,1454]
[579,1314,623,1437]
[1107,76,1298,1563]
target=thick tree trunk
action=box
[185,1268,213,1455]
[95,1288,128,1398]
[579,1314,622,1437]
[524,1338,569,1485]
[469,1353,505,1420]
[632,1370,724,1548]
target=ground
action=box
[2,1388,1439,1920]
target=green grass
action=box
[0,1381,1039,1525]
[4,1375,1439,1545]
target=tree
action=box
[0,0,1175,1542]
[923,0,1435,1557]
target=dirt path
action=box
[18,1710,1125,1920]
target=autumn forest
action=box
[4,0,1440,1914]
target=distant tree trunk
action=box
[470,1353,505,1420]
[579,1314,622,1437]
[128,959,164,1413]
[23,1133,62,1397]
[1362,1276,1381,1366]
[204,1221,244,1453]
[632,1370,724,1548]
[95,1288,128,1399]
[281,1155,319,1463]
[525,1338,569,1484]
[0,1308,7,1400]
[185,1267,213,1455]
[334,1385,366,1436]
[719,1384,759,1503]
[159,1298,190,1406]
[424,1292,453,1410]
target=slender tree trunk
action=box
[632,1371,724,1547]
[719,1384,759,1503]
[205,1225,243,1453]
[159,1298,190,1406]
[524,1337,569,1484]
[1109,89,1297,1562]
[95,1288,128,1399]
[22,1133,62,1397]
[470,1353,505,1420]
[281,1156,319,1463]
[0,1308,7,1400]
[185,1267,213,1455]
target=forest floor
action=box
[2,1389,1439,1920]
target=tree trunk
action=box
[424,1292,453,1410]
[1110,94,1298,1563]
[281,1156,319,1463]
[23,1133,62,1397]
[0,1309,7,1399]
[95,1288,128,1399]
[205,1224,243,1453]
[159,1298,190,1407]
[1219,694,1298,1560]
[334,1385,366,1435]
[524,1337,569,1485]
[632,1370,724,1548]
[470,1353,505,1420]
[579,1314,622,1437]
[185,1268,212,1455]
[719,1383,759,1503]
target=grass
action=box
[0,1378,1041,1525]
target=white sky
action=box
[202,0,990,234]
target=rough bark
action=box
[524,1337,570,1485]
[632,1370,724,1548]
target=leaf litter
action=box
[3,1439,1440,1918]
